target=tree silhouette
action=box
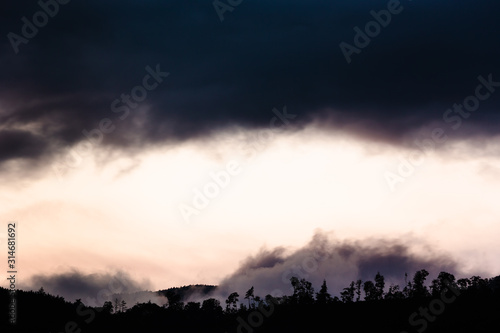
[290,277,315,305]
[430,271,456,296]
[184,301,201,313]
[374,272,385,300]
[102,301,113,314]
[244,286,254,308]
[385,284,404,300]
[120,300,127,312]
[1,270,499,333]
[403,272,410,298]
[470,276,489,291]
[114,298,120,313]
[363,280,377,301]
[410,269,430,298]
[265,294,280,306]
[316,279,332,305]
[254,295,264,308]
[457,277,471,291]
[355,279,363,302]
[201,298,222,314]
[225,292,239,313]
[164,289,183,310]
[340,281,355,303]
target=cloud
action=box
[19,231,487,305]
[0,129,48,162]
[23,269,165,306]
[1,0,499,170]
[213,231,459,299]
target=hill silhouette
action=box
[1,271,499,332]
[157,284,217,304]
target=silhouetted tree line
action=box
[1,270,499,333]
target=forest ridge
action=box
[2,269,499,332]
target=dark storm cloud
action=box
[0,129,48,161]
[1,0,499,165]
[24,269,164,306]
[213,231,459,299]
[233,247,286,275]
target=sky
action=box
[1,0,500,303]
